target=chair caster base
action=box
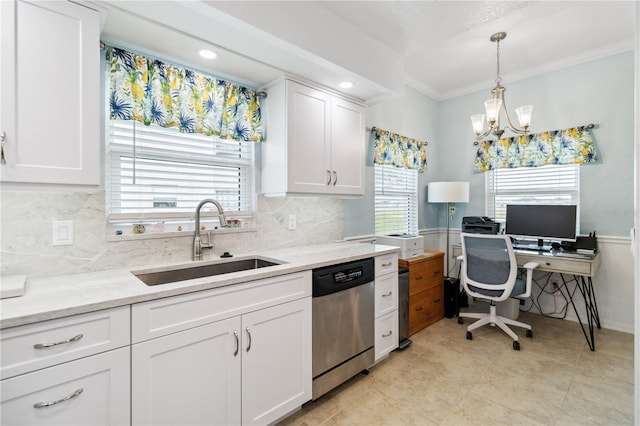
[513,341,520,350]
[526,329,533,338]
[466,331,473,340]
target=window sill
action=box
[105,226,255,242]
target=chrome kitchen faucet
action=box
[193,199,228,261]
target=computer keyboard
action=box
[513,244,552,252]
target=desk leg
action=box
[559,274,601,351]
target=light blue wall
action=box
[344,86,439,235]
[345,51,635,237]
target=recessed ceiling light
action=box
[339,81,354,89]
[199,49,217,60]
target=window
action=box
[106,120,254,233]
[374,164,418,235]
[486,164,580,227]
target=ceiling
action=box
[95,1,636,103]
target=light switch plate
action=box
[53,220,74,246]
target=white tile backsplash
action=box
[1,190,344,278]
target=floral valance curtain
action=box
[372,127,428,172]
[474,126,596,172]
[107,47,263,142]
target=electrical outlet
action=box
[52,220,74,246]
[449,206,456,215]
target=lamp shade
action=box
[428,182,470,203]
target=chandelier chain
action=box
[495,38,501,84]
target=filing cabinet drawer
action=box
[1,306,131,380]
[408,285,445,335]
[408,258,443,295]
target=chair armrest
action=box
[518,262,539,299]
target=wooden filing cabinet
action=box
[399,251,445,335]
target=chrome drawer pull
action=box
[381,262,392,267]
[382,291,392,297]
[245,327,252,352]
[332,170,337,186]
[34,388,83,408]
[326,170,332,185]
[34,334,83,349]
[382,331,393,337]
[233,331,239,356]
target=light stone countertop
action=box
[0,242,399,329]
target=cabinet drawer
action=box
[516,253,594,276]
[374,311,398,361]
[375,272,398,318]
[408,286,444,335]
[1,347,130,426]
[375,253,398,277]
[409,260,443,295]
[132,271,311,343]
[1,306,130,380]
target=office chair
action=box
[457,233,538,350]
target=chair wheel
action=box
[466,331,473,340]
[526,329,533,338]
[458,317,464,324]
[513,341,520,351]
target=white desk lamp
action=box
[428,181,470,275]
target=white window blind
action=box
[106,120,255,228]
[486,164,580,223]
[374,164,418,235]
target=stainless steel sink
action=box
[133,257,282,286]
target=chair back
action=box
[460,233,518,302]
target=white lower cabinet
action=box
[132,317,241,426]
[374,253,399,361]
[131,272,312,426]
[0,347,130,426]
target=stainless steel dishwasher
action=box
[312,258,375,400]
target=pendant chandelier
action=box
[470,32,532,140]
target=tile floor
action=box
[279,301,634,425]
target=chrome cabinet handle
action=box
[34,388,83,408]
[245,327,252,352]
[382,262,392,267]
[233,331,239,356]
[382,291,392,297]
[332,170,337,186]
[1,131,6,165]
[382,331,393,337]
[326,170,332,185]
[34,334,83,349]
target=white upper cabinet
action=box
[0,0,100,185]
[262,79,365,196]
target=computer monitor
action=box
[505,204,577,249]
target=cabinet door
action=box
[286,81,331,193]
[0,0,100,184]
[330,97,365,195]
[1,347,130,426]
[241,297,311,426]
[132,317,241,426]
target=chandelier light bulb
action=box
[515,105,533,129]
[484,99,502,124]
[470,114,486,135]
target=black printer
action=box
[462,216,501,234]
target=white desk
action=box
[452,245,601,351]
